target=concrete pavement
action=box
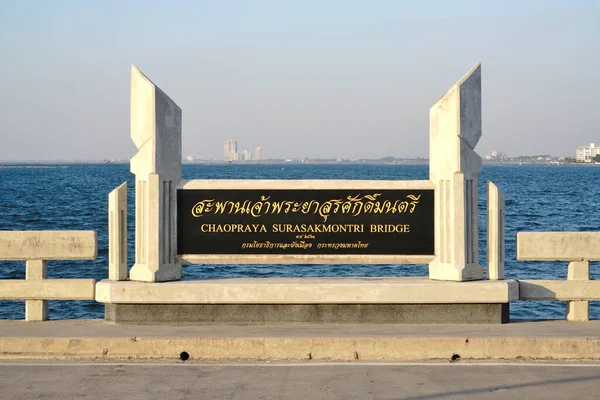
[1,319,600,361]
[1,361,600,399]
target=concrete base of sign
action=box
[97,277,517,324]
[105,303,509,324]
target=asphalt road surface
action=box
[1,361,599,399]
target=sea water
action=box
[0,163,599,320]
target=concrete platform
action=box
[97,277,516,324]
[1,319,600,361]
[96,277,519,304]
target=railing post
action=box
[25,259,48,321]
[487,182,505,280]
[109,182,128,281]
[566,261,589,321]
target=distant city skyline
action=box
[222,139,262,162]
[3,142,599,162]
[0,1,598,160]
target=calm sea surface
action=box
[1,163,599,320]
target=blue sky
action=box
[0,0,598,160]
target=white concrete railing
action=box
[0,231,97,321]
[517,232,600,321]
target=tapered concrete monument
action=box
[428,63,483,281]
[129,65,182,282]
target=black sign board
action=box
[177,189,434,255]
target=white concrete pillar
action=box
[25,259,47,321]
[109,182,128,281]
[487,181,505,280]
[129,65,182,282]
[429,64,483,281]
[566,261,589,321]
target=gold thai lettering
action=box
[407,194,421,212]
[318,199,343,222]
[241,240,314,250]
[283,201,294,213]
[301,200,319,214]
[191,199,215,217]
[316,241,369,249]
[270,201,284,213]
[191,193,423,222]
[351,201,363,216]
[397,201,409,213]
[214,201,228,214]
[250,196,271,217]
[341,195,359,213]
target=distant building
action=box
[576,143,600,162]
[224,140,237,161]
[254,147,262,161]
[485,150,508,161]
[241,150,252,161]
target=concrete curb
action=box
[2,336,600,361]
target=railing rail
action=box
[0,230,97,321]
[517,232,598,321]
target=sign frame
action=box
[177,179,435,265]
